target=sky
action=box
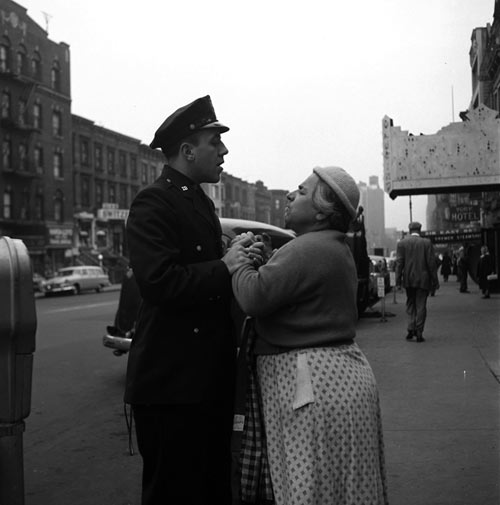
[15,0,495,230]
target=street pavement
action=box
[30,279,498,504]
[356,278,500,505]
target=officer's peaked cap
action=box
[150,95,229,150]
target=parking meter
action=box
[0,236,36,423]
[0,236,37,505]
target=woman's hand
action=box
[222,234,265,273]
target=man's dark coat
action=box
[124,165,235,407]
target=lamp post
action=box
[97,254,103,268]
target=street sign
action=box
[377,276,385,297]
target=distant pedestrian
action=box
[477,245,494,299]
[457,246,469,293]
[396,222,439,342]
[440,251,452,282]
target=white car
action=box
[42,266,111,296]
[103,218,296,356]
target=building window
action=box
[149,166,156,183]
[51,61,61,91]
[19,143,28,170]
[95,180,103,208]
[34,146,44,174]
[34,193,44,220]
[119,150,127,177]
[130,155,137,179]
[18,99,27,126]
[53,152,63,178]
[3,189,12,219]
[108,183,116,203]
[0,37,10,73]
[16,45,27,75]
[141,163,148,184]
[52,110,62,136]
[131,185,139,198]
[33,103,42,129]
[80,137,89,166]
[54,190,64,223]
[275,199,281,210]
[107,148,115,173]
[31,51,42,81]
[2,138,11,168]
[81,175,90,207]
[1,91,11,119]
[20,189,30,220]
[119,184,128,208]
[95,144,103,171]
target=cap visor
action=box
[200,121,229,133]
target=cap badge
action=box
[181,186,188,191]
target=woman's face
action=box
[284,173,322,235]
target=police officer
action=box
[125,96,254,505]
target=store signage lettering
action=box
[49,228,73,245]
[446,205,480,223]
[97,208,129,221]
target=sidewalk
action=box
[356,280,500,505]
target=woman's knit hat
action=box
[313,166,360,219]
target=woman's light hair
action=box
[312,176,353,232]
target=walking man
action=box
[396,221,439,342]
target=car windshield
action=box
[56,269,74,277]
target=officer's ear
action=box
[180,142,195,161]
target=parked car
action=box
[103,215,376,356]
[43,265,111,296]
[103,218,296,356]
[32,272,46,292]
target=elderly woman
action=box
[232,166,388,505]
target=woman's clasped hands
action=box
[222,231,265,274]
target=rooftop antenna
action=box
[42,11,52,34]
[451,85,455,122]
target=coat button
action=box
[196,245,202,251]
[193,328,199,334]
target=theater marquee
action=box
[382,104,500,199]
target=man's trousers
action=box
[405,287,430,337]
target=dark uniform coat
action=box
[124,165,236,407]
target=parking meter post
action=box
[0,237,37,505]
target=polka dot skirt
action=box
[256,343,388,505]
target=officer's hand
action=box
[222,243,253,274]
